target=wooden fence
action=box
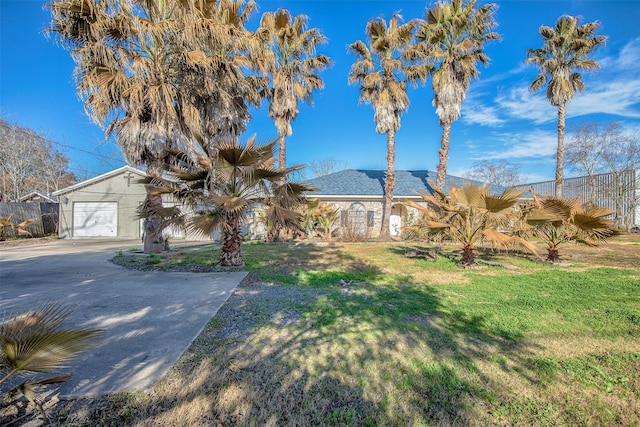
[0,202,58,238]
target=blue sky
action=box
[1,0,639,183]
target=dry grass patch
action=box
[5,235,640,426]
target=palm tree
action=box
[415,0,499,190]
[259,9,331,173]
[147,136,314,266]
[526,15,606,198]
[405,182,538,265]
[47,0,261,253]
[1,303,101,421]
[523,192,618,262]
[48,0,193,252]
[187,0,264,148]
[348,13,429,239]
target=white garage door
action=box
[73,202,117,237]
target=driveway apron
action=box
[0,240,245,398]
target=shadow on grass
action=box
[49,242,552,426]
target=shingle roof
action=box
[304,169,500,197]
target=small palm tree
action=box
[523,193,618,262]
[1,303,101,421]
[147,136,314,266]
[415,0,499,190]
[298,199,339,240]
[259,9,331,173]
[348,13,429,239]
[0,215,34,240]
[526,15,606,197]
[406,182,538,266]
[0,215,13,241]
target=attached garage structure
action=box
[53,166,147,239]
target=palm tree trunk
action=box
[278,134,287,172]
[436,121,451,191]
[555,103,566,198]
[461,243,475,265]
[143,160,166,254]
[278,133,287,185]
[380,130,395,240]
[546,245,560,263]
[220,215,244,267]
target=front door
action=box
[390,205,402,237]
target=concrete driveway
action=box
[0,239,246,398]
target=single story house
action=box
[304,169,493,238]
[52,166,148,239]
[19,191,56,203]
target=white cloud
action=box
[463,38,640,127]
[495,87,555,124]
[463,104,506,126]
[569,79,640,119]
[474,129,558,160]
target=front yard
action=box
[10,236,640,425]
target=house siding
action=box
[57,169,146,239]
[315,198,427,238]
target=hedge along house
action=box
[304,170,491,238]
[53,166,148,239]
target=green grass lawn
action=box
[77,239,640,425]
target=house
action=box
[304,169,494,238]
[513,169,640,230]
[19,191,56,203]
[53,166,148,239]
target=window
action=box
[345,203,367,234]
[367,210,374,227]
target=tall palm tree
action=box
[47,0,262,252]
[259,9,331,172]
[415,0,499,190]
[348,13,429,239]
[147,136,313,266]
[187,0,264,148]
[48,0,194,252]
[526,15,606,198]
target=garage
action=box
[73,202,118,237]
[53,166,148,239]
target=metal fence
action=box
[513,169,640,229]
[0,202,58,238]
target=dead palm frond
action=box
[1,302,101,421]
[16,219,35,237]
[0,215,14,241]
[406,182,538,266]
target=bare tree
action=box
[565,122,640,230]
[566,122,618,203]
[464,159,524,187]
[0,119,75,201]
[599,129,640,230]
[307,157,349,178]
